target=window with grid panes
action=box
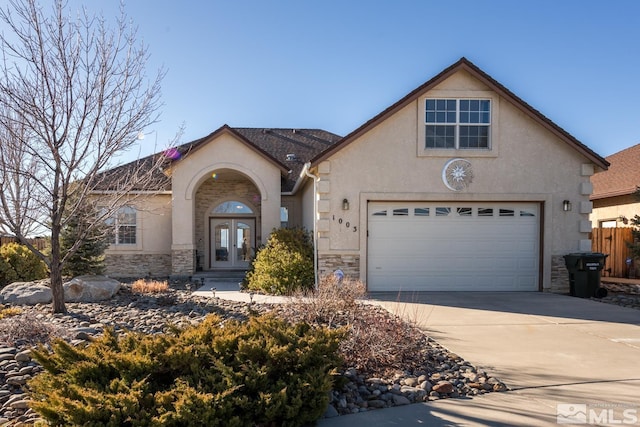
[425,99,491,149]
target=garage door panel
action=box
[368,202,539,291]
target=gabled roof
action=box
[310,57,609,170]
[94,126,342,193]
[590,143,640,200]
[176,125,341,192]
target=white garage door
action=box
[367,202,540,291]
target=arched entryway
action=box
[193,169,262,271]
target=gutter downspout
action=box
[301,162,319,289]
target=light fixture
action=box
[342,198,349,210]
[562,200,572,212]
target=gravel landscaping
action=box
[0,281,510,426]
[0,280,637,426]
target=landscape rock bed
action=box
[593,280,640,309]
[0,283,504,425]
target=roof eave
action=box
[590,187,638,201]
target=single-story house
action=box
[98,57,609,293]
[590,143,640,228]
[589,144,639,278]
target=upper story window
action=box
[102,206,137,245]
[425,99,491,149]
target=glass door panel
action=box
[212,220,232,268]
[210,218,254,268]
[237,221,252,268]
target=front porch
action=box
[191,269,247,292]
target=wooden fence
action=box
[590,227,634,278]
[0,236,49,251]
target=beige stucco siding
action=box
[104,194,172,277]
[172,133,283,246]
[591,195,640,227]
[316,70,597,291]
[300,178,315,232]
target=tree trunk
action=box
[49,231,66,314]
[50,263,66,314]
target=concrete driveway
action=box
[319,292,640,426]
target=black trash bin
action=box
[563,252,608,298]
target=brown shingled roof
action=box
[590,143,640,200]
[179,126,342,192]
[94,126,342,193]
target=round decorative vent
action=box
[442,158,473,191]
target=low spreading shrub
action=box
[28,314,345,427]
[0,243,48,287]
[244,228,314,295]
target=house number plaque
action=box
[332,215,357,232]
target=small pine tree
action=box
[60,205,109,277]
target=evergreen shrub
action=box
[244,228,314,295]
[0,243,48,287]
[28,314,344,427]
[60,208,108,277]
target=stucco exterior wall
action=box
[591,195,640,227]
[300,179,315,233]
[281,195,302,228]
[170,132,283,276]
[314,69,598,292]
[104,194,172,278]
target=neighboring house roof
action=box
[590,143,640,200]
[94,125,342,193]
[310,57,610,170]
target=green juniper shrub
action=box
[0,242,48,287]
[244,227,314,295]
[28,314,345,427]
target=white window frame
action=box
[102,206,137,245]
[425,98,491,150]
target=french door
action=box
[210,218,254,269]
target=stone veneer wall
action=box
[171,249,195,277]
[105,253,171,278]
[549,255,570,294]
[318,254,360,280]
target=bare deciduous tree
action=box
[0,0,171,313]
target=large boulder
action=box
[63,275,120,302]
[0,282,52,305]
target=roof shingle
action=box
[591,143,640,200]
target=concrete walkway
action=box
[196,281,640,426]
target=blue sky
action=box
[42,1,640,161]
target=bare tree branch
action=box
[0,0,172,313]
